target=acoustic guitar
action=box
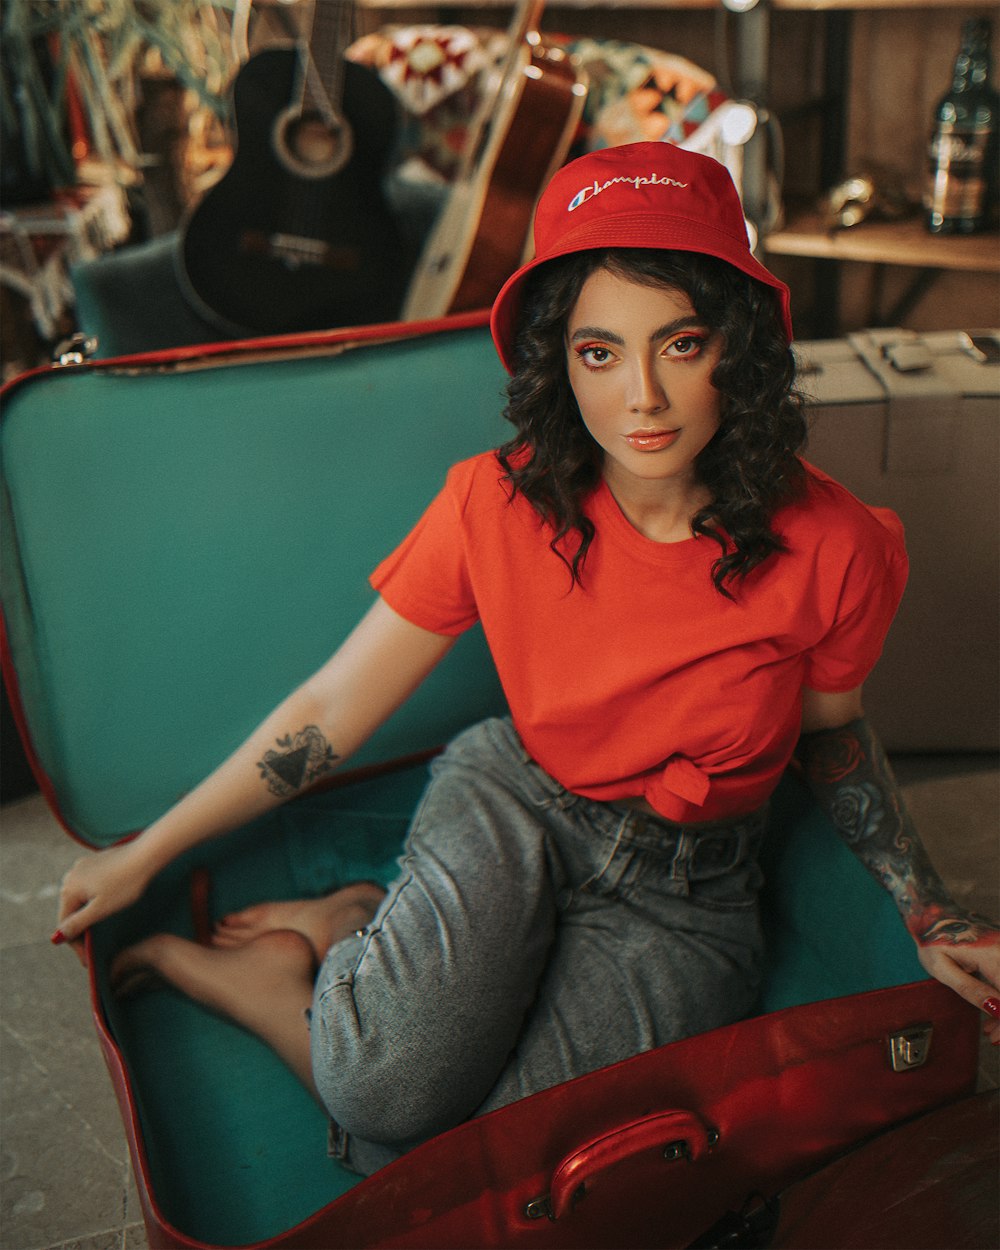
[401,0,586,321]
[178,0,408,336]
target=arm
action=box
[56,597,455,946]
[797,686,1000,1042]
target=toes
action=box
[213,916,253,938]
[209,918,274,948]
[211,905,272,945]
[113,965,166,999]
[214,901,299,935]
[217,903,271,928]
[109,933,181,996]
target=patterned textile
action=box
[350,29,742,187]
[553,37,718,138]
[350,26,506,180]
[378,26,490,116]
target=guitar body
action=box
[179,49,408,336]
[402,40,585,321]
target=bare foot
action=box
[111,929,319,1093]
[212,881,386,961]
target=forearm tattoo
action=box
[256,725,339,798]
[797,717,998,948]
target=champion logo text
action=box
[567,172,690,211]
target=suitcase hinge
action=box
[664,1128,719,1160]
[524,1196,554,1220]
[887,1023,933,1071]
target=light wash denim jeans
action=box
[309,717,766,1175]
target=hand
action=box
[55,841,152,965]
[914,912,1000,1045]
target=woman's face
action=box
[565,267,724,503]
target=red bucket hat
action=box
[489,140,792,373]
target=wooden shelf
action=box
[764,212,1000,273]
[356,0,717,8]
[772,0,993,8]
[357,0,996,10]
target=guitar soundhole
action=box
[273,106,353,179]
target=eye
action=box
[574,343,617,370]
[663,333,708,359]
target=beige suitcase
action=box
[796,329,999,752]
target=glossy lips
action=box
[623,429,680,452]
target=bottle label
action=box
[925,123,990,220]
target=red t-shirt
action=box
[370,453,907,823]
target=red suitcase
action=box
[1,314,980,1248]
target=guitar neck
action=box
[300,0,354,122]
[496,0,549,98]
[460,0,549,173]
[507,0,548,51]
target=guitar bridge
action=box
[239,230,361,272]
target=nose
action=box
[627,355,668,415]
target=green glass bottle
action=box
[924,18,999,234]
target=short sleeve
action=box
[803,506,908,692]
[369,469,480,636]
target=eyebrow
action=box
[568,316,707,346]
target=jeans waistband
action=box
[612,803,767,848]
[512,719,765,862]
[611,806,767,884]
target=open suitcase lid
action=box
[1,312,510,846]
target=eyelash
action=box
[574,333,708,371]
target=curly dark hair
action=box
[497,248,807,597]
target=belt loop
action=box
[669,829,694,894]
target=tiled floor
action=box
[1,757,997,1250]
[1,795,147,1250]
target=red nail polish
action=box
[983,997,1000,1019]
[50,930,66,946]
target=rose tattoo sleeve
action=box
[796,716,998,950]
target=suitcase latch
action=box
[53,333,98,367]
[887,1024,933,1071]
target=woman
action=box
[56,142,999,1176]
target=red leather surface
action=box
[89,974,978,1248]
